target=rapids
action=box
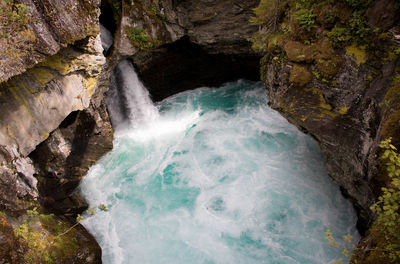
[80,60,359,264]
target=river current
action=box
[79,60,359,264]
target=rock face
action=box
[0,0,100,83]
[0,0,110,262]
[29,101,113,215]
[0,0,262,261]
[0,34,107,210]
[133,37,260,101]
[253,0,400,234]
[107,0,261,101]
[264,52,390,232]
[4,0,397,262]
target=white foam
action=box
[81,81,360,264]
[100,24,113,54]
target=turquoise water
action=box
[80,80,359,264]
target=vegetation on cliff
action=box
[250,0,400,262]
[0,0,100,83]
[0,201,101,264]
[351,137,400,263]
[0,0,35,76]
[249,0,378,85]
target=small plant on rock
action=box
[128,26,154,51]
[370,138,400,262]
[294,8,316,32]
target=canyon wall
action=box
[1,0,398,262]
[249,0,400,261]
[0,0,261,262]
[0,0,108,262]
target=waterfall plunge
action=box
[106,60,159,130]
[81,64,360,264]
[100,24,113,55]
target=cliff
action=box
[0,0,261,262]
[249,0,400,262]
[105,0,261,101]
[0,0,110,262]
[1,0,398,262]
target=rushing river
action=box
[79,60,359,264]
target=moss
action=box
[338,106,349,115]
[381,75,400,147]
[345,43,367,65]
[384,75,400,110]
[38,55,70,75]
[316,58,340,77]
[381,112,400,146]
[283,38,341,78]
[284,41,315,63]
[351,226,392,263]
[314,38,336,59]
[289,64,312,87]
[267,33,285,53]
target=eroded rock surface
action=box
[0,0,100,83]
[107,0,261,100]
[254,0,400,234]
[0,1,110,262]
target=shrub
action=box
[327,11,370,48]
[324,228,355,264]
[294,8,316,32]
[349,11,370,45]
[250,0,288,27]
[128,27,154,50]
[327,27,351,47]
[370,138,400,262]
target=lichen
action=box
[346,44,367,66]
[30,68,54,88]
[38,55,70,75]
[84,77,97,97]
[338,106,349,115]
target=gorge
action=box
[80,59,359,263]
[0,0,399,263]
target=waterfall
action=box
[106,60,159,130]
[90,30,360,263]
[82,80,360,264]
[100,24,113,55]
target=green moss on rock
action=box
[284,41,315,63]
[289,64,312,87]
[346,44,368,65]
